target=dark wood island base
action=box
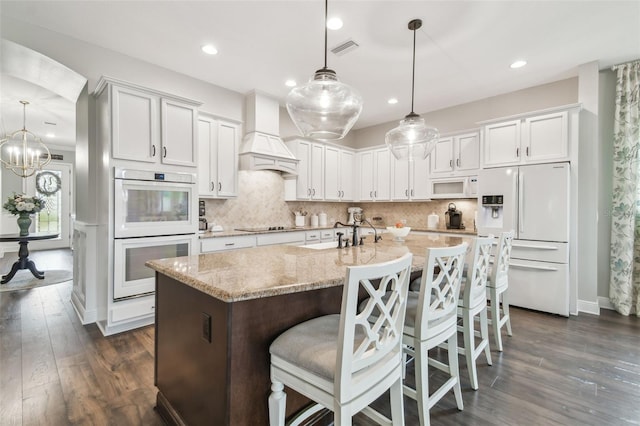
[154,273,345,425]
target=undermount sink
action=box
[299,241,339,250]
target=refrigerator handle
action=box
[518,173,524,234]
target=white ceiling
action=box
[1,0,639,147]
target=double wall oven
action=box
[113,168,197,300]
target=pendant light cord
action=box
[323,0,328,70]
[410,25,416,115]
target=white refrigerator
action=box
[477,162,570,316]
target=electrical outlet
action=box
[201,312,212,343]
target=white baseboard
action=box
[577,299,600,315]
[598,296,614,310]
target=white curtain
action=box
[609,60,640,316]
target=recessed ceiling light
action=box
[46,132,55,138]
[201,44,218,55]
[510,60,527,69]
[285,79,297,87]
[387,98,398,105]
[327,17,343,30]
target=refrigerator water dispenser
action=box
[480,194,504,228]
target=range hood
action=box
[239,91,298,174]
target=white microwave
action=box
[430,176,477,199]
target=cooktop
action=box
[234,226,299,232]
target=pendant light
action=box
[286,0,363,140]
[0,101,52,178]
[385,19,439,161]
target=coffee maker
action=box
[445,203,464,229]
[198,200,208,232]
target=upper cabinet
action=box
[430,131,480,177]
[95,77,200,167]
[198,115,240,198]
[286,139,324,200]
[482,110,571,168]
[324,146,354,201]
[391,154,430,201]
[358,148,391,201]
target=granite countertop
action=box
[147,233,475,303]
[199,225,477,239]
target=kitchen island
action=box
[147,234,471,426]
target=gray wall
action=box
[352,78,579,149]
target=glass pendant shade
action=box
[385,113,439,160]
[286,68,363,140]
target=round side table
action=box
[0,232,59,284]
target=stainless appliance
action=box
[113,168,197,300]
[445,203,464,229]
[477,162,570,316]
[199,200,208,231]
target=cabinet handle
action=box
[370,191,373,198]
[405,189,408,196]
[152,145,156,157]
[449,159,453,167]
[456,158,460,167]
[411,189,414,197]
[163,146,167,158]
[219,182,222,191]
[374,191,377,198]
[308,188,311,196]
[526,146,530,156]
[516,147,520,157]
[312,188,316,196]
[210,182,215,191]
[225,242,235,246]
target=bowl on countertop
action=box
[386,226,411,242]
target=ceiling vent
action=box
[331,39,359,56]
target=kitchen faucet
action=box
[333,221,359,247]
[361,218,382,243]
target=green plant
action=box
[3,192,46,215]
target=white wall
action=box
[352,78,579,149]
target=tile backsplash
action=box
[201,170,478,231]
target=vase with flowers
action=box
[3,193,46,236]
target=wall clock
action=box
[35,171,62,196]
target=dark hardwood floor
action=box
[1,248,639,425]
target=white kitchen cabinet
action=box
[325,146,354,201]
[198,115,240,198]
[483,110,569,167]
[359,148,390,201]
[431,131,480,176]
[97,77,200,167]
[286,139,324,200]
[256,231,305,247]
[391,155,430,200]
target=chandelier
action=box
[385,19,439,161]
[286,0,363,140]
[0,101,52,178]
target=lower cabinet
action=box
[201,235,256,253]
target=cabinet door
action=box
[324,146,341,201]
[197,117,215,196]
[483,120,521,167]
[375,149,391,200]
[359,151,375,201]
[112,85,158,162]
[456,132,480,172]
[522,111,568,163]
[411,155,431,200]
[290,140,311,200]
[430,137,454,175]
[161,99,197,167]
[392,156,410,200]
[216,120,239,198]
[310,143,324,199]
[340,150,354,201]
